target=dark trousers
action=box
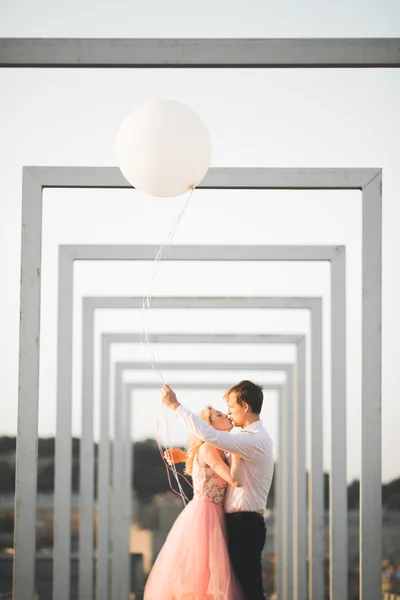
[225,511,266,600]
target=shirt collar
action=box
[243,419,263,433]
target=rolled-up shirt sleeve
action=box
[175,405,258,459]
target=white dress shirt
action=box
[175,405,274,515]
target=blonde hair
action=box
[184,405,213,476]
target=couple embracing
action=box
[144,380,274,600]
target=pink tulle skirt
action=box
[144,496,244,600]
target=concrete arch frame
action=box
[1,37,399,68]
[57,238,340,600]
[16,168,377,600]
[82,291,324,600]
[99,332,306,600]
[123,381,286,600]
[115,361,295,600]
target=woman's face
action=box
[210,408,233,432]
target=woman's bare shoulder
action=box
[203,443,225,460]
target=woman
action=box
[144,406,245,600]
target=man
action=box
[161,379,274,600]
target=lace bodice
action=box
[192,448,228,505]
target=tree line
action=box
[0,436,399,509]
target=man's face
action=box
[226,392,247,427]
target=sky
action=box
[0,0,399,484]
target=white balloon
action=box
[116,99,212,198]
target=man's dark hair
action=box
[224,380,263,415]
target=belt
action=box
[226,511,264,519]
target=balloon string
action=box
[141,188,194,503]
[156,416,191,505]
[141,188,194,383]
[156,420,193,492]
[161,405,188,503]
